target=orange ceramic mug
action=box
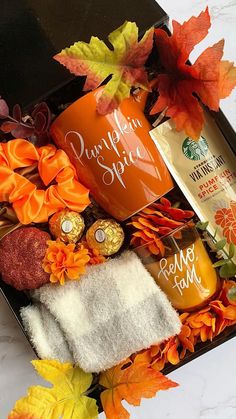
[50,88,173,220]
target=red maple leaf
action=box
[150,8,236,139]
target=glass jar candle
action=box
[135,224,219,311]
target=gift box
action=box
[0,0,236,399]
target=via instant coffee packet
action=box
[150,112,236,262]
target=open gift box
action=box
[1,0,236,411]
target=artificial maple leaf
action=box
[99,357,178,419]
[150,7,236,139]
[8,414,38,419]
[54,21,153,114]
[8,360,98,419]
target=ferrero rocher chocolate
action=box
[86,219,124,256]
[49,210,85,243]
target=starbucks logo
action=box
[182,136,208,160]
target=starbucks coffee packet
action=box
[149,112,236,262]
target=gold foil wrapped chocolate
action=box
[86,219,124,256]
[49,210,85,243]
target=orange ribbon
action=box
[0,205,21,240]
[0,139,90,224]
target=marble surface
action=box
[0,0,236,418]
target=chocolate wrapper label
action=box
[61,220,73,233]
[95,229,106,243]
[150,112,236,262]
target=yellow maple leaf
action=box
[8,414,38,419]
[54,21,154,115]
[8,360,98,419]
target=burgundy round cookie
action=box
[0,227,50,290]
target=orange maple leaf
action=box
[99,358,178,419]
[150,7,236,139]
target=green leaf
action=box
[54,21,154,114]
[219,261,236,278]
[196,221,209,231]
[215,239,227,251]
[213,259,228,268]
[228,243,235,259]
[228,286,236,302]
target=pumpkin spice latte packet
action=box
[149,112,236,263]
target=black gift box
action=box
[0,0,167,108]
[0,0,235,376]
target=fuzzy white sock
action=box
[21,304,73,363]
[21,251,181,372]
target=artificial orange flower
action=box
[186,308,216,342]
[149,344,166,371]
[150,337,180,371]
[150,323,195,371]
[178,324,195,359]
[130,230,165,256]
[134,280,236,372]
[42,239,90,285]
[129,197,194,255]
[154,197,194,221]
[80,240,106,265]
[131,349,152,365]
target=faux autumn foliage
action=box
[42,239,90,285]
[8,360,98,419]
[54,9,236,139]
[8,359,177,419]
[0,99,51,145]
[142,280,236,371]
[54,22,153,115]
[129,197,194,255]
[150,7,236,139]
[42,238,106,285]
[8,280,236,418]
[99,357,178,419]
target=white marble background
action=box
[0,0,236,418]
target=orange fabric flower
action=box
[80,240,106,265]
[178,324,195,359]
[42,239,90,285]
[130,230,165,256]
[133,280,236,372]
[186,308,216,342]
[129,197,194,255]
[154,197,194,221]
[151,337,180,371]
